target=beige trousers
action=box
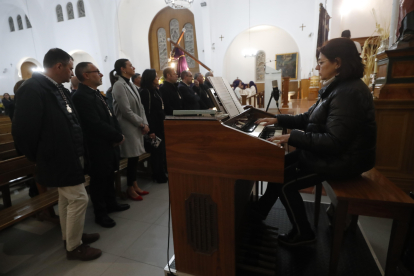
[58,183,89,251]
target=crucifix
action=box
[299,24,306,31]
[219,35,224,41]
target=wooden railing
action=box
[241,91,264,108]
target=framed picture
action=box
[275,52,299,80]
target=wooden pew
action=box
[0,123,11,134]
[0,134,13,143]
[0,149,18,161]
[314,168,414,276]
[0,142,15,153]
[0,156,36,208]
[0,188,58,231]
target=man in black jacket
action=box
[178,70,200,110]
[12,48,101,261]
[193,72,214,109]
[72,62,130,228]
[204,71,214,89]
[160,67,182,115]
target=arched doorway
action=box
[20,61,37,79]
[148,7,199,77]
[223,25,300,84]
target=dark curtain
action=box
[317,3,330,49]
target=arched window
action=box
[169,19,179,43]
[9,17,15,32]
[157,28,168,70]
[67,2,74,20]
[184,23,195,68]
[256,51,266,82]
[25,15,32,28]
[56,5,64,22]
[77,0,85,17]
[17,15,23,30]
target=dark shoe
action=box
[95,215,116,228]
[64,233,100,249]
[278,230,316,246]
[67,244,102,261]
[107,203,130,213]
[82,233,100,244]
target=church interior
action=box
[1,0,414,275]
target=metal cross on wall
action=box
[300,24,306,31]
[219,35,224,41]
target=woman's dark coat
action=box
[276,78,376,178]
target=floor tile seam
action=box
[109,212,168,224]
[120,222,160,253]
[98,223,154,256]
[97,252,124,276]
[118,255,168,269]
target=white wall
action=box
[0,0,394,95]
[330,0,393,39]
[0,0,118,94]
[199,0,334,80]
[223,25,299,84]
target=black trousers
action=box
[257,150,324,235]
[151,134,167,182]
[89,170,118,217]
[127,157,139,187]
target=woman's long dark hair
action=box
[109,59,128,87]
[141,69,157,91]
[233,80,240,91]
[318,38,364,81]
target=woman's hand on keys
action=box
[255,117,278,126]
[268,134,290,146]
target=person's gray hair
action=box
[194,73,202,80]
[205,72,213,78]
[131,73,141,83]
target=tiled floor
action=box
[0,180,393,276]
[0,177,170,276]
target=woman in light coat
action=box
[111,59,150,201]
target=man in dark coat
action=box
[178,70,200,110]
[160,67,182,115]
[72,62,130,228]
[193,72,215,109]
[204,71,214,89]
[12,48,101,261]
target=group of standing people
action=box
[11,48,171,262]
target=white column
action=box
[389,0,400,47]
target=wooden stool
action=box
[313,169,414,276]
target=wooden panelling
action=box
[165,117,285,276]
[255,83,264,94]
[148,7,199,77]
[164,120,284,183]
[392,60,414,78]
[374,99,414,192]
[300,79,310,99]
[169,173,236,275]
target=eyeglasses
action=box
[317,59,329,66]
[86,70,101,74]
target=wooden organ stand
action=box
[373,47,414,192]
[165,116,284,276]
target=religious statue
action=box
[394,0,414,48]
[171,47,189,77]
